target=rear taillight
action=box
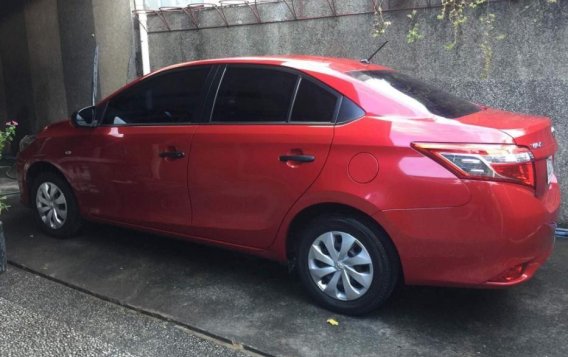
[412,143,535,188]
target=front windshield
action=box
[348,70,480,119]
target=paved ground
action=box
[2,191,568,357]
[0,165,256,357]
[0,267,253,357]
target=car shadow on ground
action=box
[82,220,517,327]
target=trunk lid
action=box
[457,109,556,159]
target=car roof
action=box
[155,55,391,76]
[101,55,392,108]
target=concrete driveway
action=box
[0,267,253,357]
[2,195,568,357]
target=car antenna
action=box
[360,41,389,64]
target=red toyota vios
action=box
[16,56,560,315]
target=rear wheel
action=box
[297,214,400,315]
[31,172,82,238]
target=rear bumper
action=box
[375,179,560,288]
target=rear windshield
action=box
[348,70,480,119]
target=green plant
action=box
[478,12,507,79]
[406,10,423,44]
[438,0,465,49]
[479,13,494,79]
[372,0,392,38]
[0,121,18,214]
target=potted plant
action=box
[0,120,18,274]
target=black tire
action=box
[31,172,83,238]
[296,214,400,315]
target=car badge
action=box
[530,142,543,149]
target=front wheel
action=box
[297,214,400,315]
[32,172,83,238]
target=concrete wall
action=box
[0,0,137,136]
[146,0,568,224]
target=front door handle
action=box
[159,151,185,159]
[279,154,315,163]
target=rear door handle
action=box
[159,151,185,159]
[279,154,315,163]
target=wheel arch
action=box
[26,161,70,205]
[285,202,403,281]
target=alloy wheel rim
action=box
[36,182,67,229]
[308,231,374,301]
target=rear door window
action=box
[211,67,297,123]
[290,79,338,123]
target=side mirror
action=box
[71,106,97,127]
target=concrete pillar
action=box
[24,0,69,131]
[57,0,97,115]
[92,0,138,98]
[0,2,36,146]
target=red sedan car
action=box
[16,56,560,315]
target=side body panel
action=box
[188,124,333,249]
[21,122,195,232]
[269,115,514,260]
[82,125,195,232]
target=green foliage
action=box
[0,121,17,214]
[372,1,391,38]
[0,196,9,214]
[406,10,423,44]
[0,121,17,159]
[437,0,479,49]
[479,13,495,79]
